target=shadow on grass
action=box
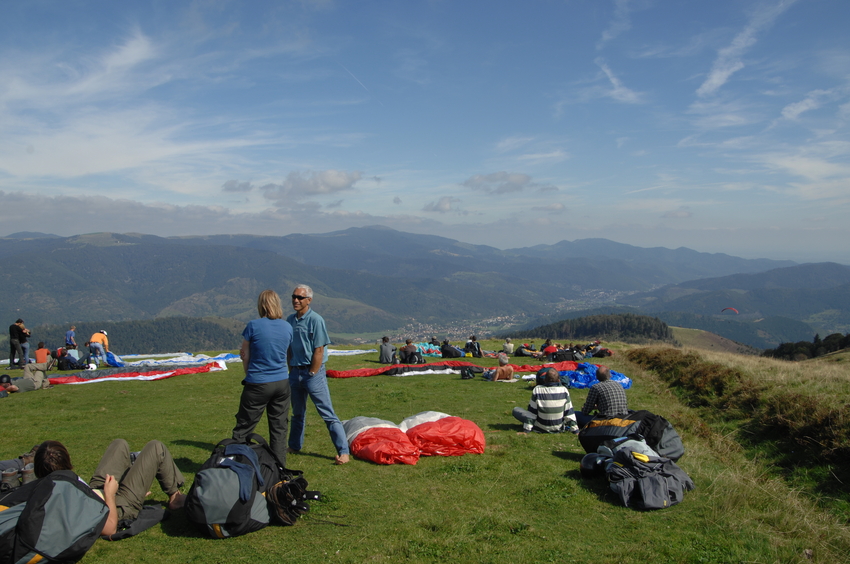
[158,510,207,538]
[552,450,584,462]
[488,423,519,431]
[286,451,337,464]
[568,468,616,502]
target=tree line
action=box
[30,318,243,355]
[511,313,674,344]
[762,332,850,361]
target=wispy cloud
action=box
[595,58,643,103]
[531,202,565,214]
[463,172,534,194]
[696,0,799,97]
[495,136,534,153]
[597,0,632,51]
[517,149,570,165]
[780,89,837,120]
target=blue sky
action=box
[1,0,849,263]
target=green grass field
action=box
[4,342,849,563]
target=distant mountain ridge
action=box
[1,226,841,349]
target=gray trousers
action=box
[232,378,291,468]
[89,439,185,521]
[22,361,52,390]
[512,407,535,429]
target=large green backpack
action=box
[0,470,109,563]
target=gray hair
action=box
[293,284,313,298]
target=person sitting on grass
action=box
[483,353,515,381]
[399,339,419,364]
[512,368,578,434]
[34,439,187,539]
[573,365,629,428]
[464,335,482,358]
[379,336,398,364]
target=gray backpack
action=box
[0,470,109,563]
[184,438,273,538]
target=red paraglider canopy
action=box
[721,307,739,314]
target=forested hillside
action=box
[34,318,243,355]
[511,313,674,344]
[762,332,850,361]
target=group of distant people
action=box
[510,338,612,361]
[375,334,627,436]
[3,322,112,398]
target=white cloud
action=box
[595,58,643,104]
[495,136,534,153]
[222,180,254,192]
[697,0,799,97]
[423,196,461,213]
[531,203,565,214]
[517,150,570,164]
[597,0,632,50]
[463,172,533,194]
[662,207,692,219]
[780,89,836,120]
[263,170,362,203]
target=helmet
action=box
[101,330,108,336]
[580,453,610,479]
[0,374,11,385]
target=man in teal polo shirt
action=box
[287,284,350,465]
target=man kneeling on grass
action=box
[34,439,187,539]
[512,368,579,434]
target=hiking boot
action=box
[20,463,36,485]
[130,451,141,464]
[20,444,40,466]
[2,467,20,491]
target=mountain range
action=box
[2,226,846,349]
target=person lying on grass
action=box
[512,368,579,434]
[34,439,187,538]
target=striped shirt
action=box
[529,384,576,433]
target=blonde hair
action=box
[257,289,283,320]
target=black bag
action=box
[0,470,109,563]
[607,449,695,510]
[441,345,462,358]
[551,350,573,362]
[579,410,685,462]
[267,470,311,526]
[460,367,476,379]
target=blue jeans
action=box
[288,365,348,456]
[21,342,30,367]
[90,343,106,364]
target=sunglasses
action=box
[291,294,311,301]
